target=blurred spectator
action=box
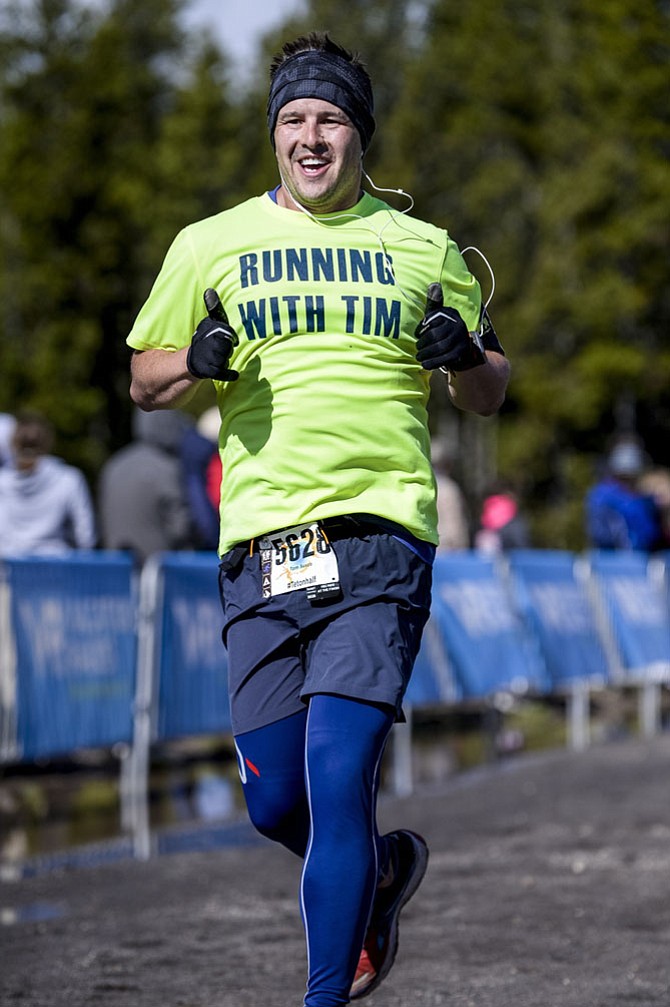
[197,406,223,513]
[0,411,96,556]
[585,437,662,552]
[432,439,470,551]
[639,467,670,549]
[180,405,221,551]
[0,413,16,467]
[98,407,195,564]
[475,482,530,554]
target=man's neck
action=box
[274,184,365,215]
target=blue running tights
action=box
[234,695,394,1006]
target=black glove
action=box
[186,289,239,381]
[415,282,486,372]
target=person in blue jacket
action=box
[586,438,662,551]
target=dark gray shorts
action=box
[218,517,433,735]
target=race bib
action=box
[259,522,340,601]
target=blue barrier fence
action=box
[428,552,550,699]
[1,548,669,800]
[505,550,610,689]
[151,554,231,740]
[585,551,670,682]
[0,553,138,761]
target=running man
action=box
[127,32,510,1006]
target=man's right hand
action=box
[186,316,239,381]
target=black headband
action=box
[267,50,375,151]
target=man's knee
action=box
[244,786,309,856]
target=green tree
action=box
[0,0,103,460]
[0,0,181,467]
[508,0,670,546]
[150,41,246,259]
[0,0,245,473]
[390,0,670,546]
[1,0,668,549]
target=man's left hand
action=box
[415,284,486,372]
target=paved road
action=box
[2,735,670,1006]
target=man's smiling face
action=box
[274,97,363,214]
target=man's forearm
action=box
[130,348,200,410]
[446,351,511,416]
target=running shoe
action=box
[350,829,429,1000]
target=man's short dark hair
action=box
[269,32,370,90]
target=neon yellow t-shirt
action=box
[127,192,481,554]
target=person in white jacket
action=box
[0,412,96,557]
[0,413,16,468]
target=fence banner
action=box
[151,553,231,740]
[506,550,610,688]
[586,551,670,681]
[4,553,137,760]
[429,553,546,699]
[405,615,461,707]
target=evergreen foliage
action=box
[0,0,667,547]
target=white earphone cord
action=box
[278,167,495,320]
